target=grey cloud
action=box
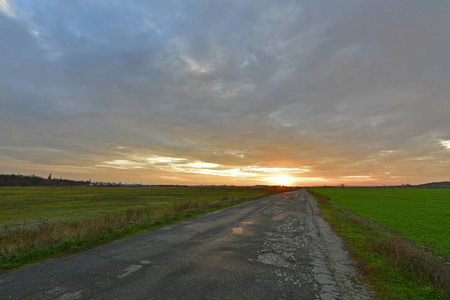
[1,0,449,184]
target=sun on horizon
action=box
[268,175,296,186]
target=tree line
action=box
[0,174,90,187]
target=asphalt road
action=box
[0,189,371,300]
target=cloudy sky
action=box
[1,0,449,186]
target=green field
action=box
[0,186,273,228]
[309,188,450,258]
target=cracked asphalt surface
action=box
[0,189,371,299]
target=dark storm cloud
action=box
[1,0,449,184]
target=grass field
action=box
[0,186,292,272]
[0,186,274,229]
[309,188,450,258]
[309,188,449,299]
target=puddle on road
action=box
[231,221,253,235]
[232,227,244,234]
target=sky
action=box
[1,0,449,186]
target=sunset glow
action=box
[269,176,296,186]
[1,1,449,186]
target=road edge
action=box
[306,189,373,300]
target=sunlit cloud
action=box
[159,176,191,182]
[243,167,309,173]
[186,161,220,169]
[379,150,396,156]
[181,55,215,74]
[146,156,187,164]
[0,0,15,18]
[338,176,375,183]
[440,140,450,149]
[96,155,313,184]
[180,167,248,177]
[266,176,327,186]
[98,160,146,169]
[340,176,372,179]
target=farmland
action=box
[309,188,449,258]
[309,187,449,299]
[0,186,280,229]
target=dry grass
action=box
[371,235,449,296]
[1,198,222,257]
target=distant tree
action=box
[0,174,89,186]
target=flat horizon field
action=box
[0,186,279,229]
[309,188,450,258]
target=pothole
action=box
[265,237,293,244]
[263,206,284,215]
[256,251,296,268]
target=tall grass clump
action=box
[309,190,449,299]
